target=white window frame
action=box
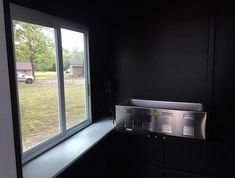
[10,4,92,164]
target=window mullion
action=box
[55,27,66,133]
[84,33,92,124]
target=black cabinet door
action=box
[164,136,235,177]
[127,164,162,178]
[163,136,209,176]
[128,133,163,167]
[111,132,163,177]
[164,170,209,178]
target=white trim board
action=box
[0,0,18,178]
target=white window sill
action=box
[23,118,115,178]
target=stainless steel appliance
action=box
[115,99,207,140]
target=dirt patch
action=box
[34,78,85,86]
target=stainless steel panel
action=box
[116,99,207,140]
[120,99,203,112]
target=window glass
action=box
[13,20,60,152]
[61,28,87,129]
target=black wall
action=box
[111,0,212,105]
[212,0,235,140]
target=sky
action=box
[61,28,84,52]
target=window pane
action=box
[13,20,60,152]
[61,28,87,129]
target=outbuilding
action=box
[16,62,32,76]
[69,59,84,77]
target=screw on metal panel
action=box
[163,136,166,140]
[155,136,157,139]
[147,135,151,138]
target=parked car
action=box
[17,72,34,84]
[65,68,70,73]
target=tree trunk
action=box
[30,58,36,80]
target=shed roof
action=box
[16,62,32,70]
[69,59,83,66]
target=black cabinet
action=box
[127,133,163,167]
[163,136,209,176]
[111,132,163,178]
[119,134,210,176]
[128,164,162,178]
[113,132,234,178]
[57,131,235,178]
[164,136,235,177]
[113,132,163,167]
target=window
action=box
[61,29,88,129]
[11,4,91,163]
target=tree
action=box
[62,48,71,70]
[70,48,84,61]
[13,20,56,79]
[62,48,84,70]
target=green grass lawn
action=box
[35,71,58,79]
[18,71,86,151]
[36,71,72,79]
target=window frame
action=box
[10,4,92,164]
